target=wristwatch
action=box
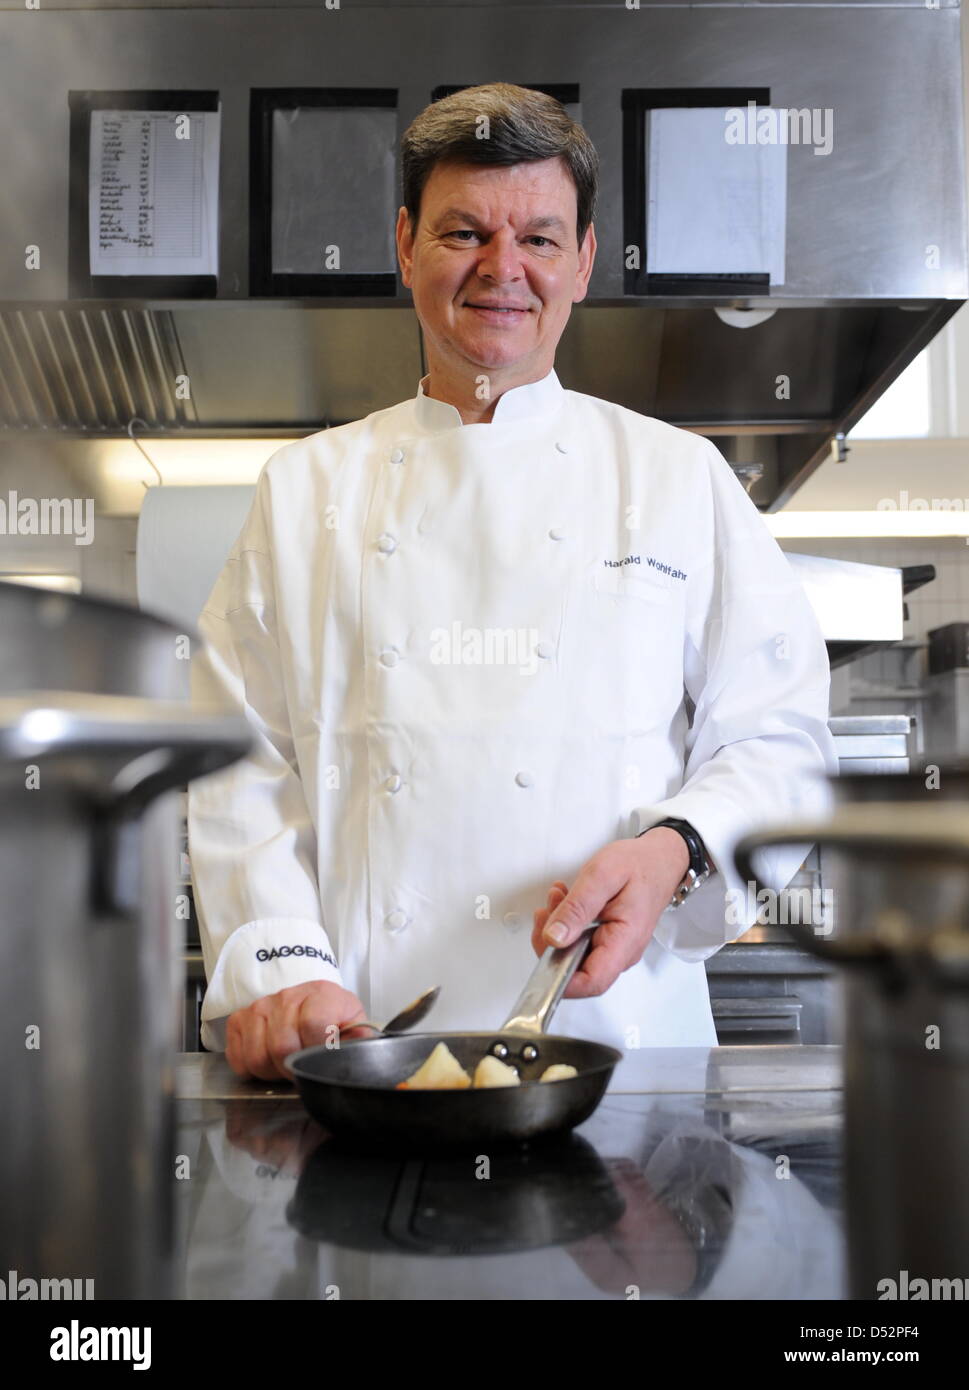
[637,817,714,908]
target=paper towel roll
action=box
[136,483,255,633]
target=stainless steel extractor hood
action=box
[0,1,965,512]
[786,553,935,668]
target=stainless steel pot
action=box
[734,796,969,1300]
[0,582,250,1299]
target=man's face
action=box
[396,156,596,385]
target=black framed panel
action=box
[68,90,220,300]
[622,88,773,298]
[249,88,398,297]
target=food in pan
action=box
[539,1064,579,1082]
[472,1055,521,1088]
[395,1041,472,1090]
[396,1043,580,1090]
[396,1044,521,1090]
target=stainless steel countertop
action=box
[174,1046,845,1300]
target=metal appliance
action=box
[0,581,250,1298]
[734,777,969,1299]
[0,1,965,513]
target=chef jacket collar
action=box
[414,368,564,433]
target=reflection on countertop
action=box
[174,1048,844,1300]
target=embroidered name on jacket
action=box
[604,555,687,581]
[255,945,337,965]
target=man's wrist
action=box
[638,825,691,881]
[636,817,715,908]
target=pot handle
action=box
[0,692,252,915]
[0,692,251,812]
[501,925,598,1035]
[733,820,969,968]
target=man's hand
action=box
[226,981,370,1081]
[531,829,691,998]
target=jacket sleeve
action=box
[630,436,840,962]
[187,466,344,1051]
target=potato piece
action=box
[473,1055,521,1089]
[396,1041,471,1090]
[539,1064,578,1083]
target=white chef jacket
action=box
[188,367,839,1053]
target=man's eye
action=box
[527,236,552,247]
[445,230,478,241]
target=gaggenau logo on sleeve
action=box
[255,945,336,965]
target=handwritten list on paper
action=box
[89,109,220,277]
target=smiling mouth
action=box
[465,304,531,314]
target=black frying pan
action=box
[285,930,622,1150]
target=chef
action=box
[188,82,839,1080]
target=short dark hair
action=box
[401,83,599,247]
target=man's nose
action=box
[475,230,525,285]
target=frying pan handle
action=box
[500,924,598,1035]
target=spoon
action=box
[338,985,440,1038]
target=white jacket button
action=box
[389,447,404,465]
[535,641,554,660]
[548,527,567,541]
[384,773,403,794]
[515,771,534,788]
[379,647,400,667]
[376,533,398,554]
[555,441,568,454]
[503,911,524,932]
[385,908,410,933]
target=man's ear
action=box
[396,206,415,289]
[573,221,597,304]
